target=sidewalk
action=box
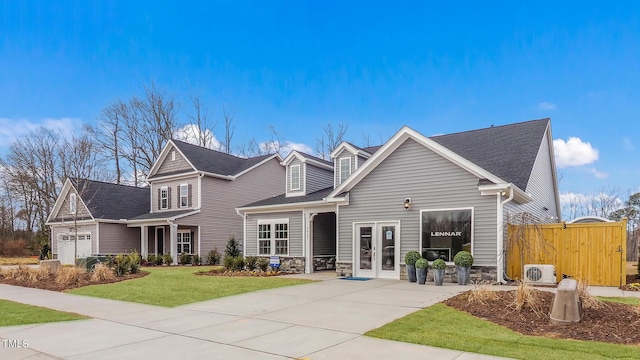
[0,277,509,360]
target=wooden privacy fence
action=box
[506,219,627,286]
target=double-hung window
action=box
[160,187,169,209]
[180,184,189,208]
[290,164,300,191]
[257,219,289,256]
[177,231,191,254]
[339,157,351,184]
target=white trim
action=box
[329,141,373,159]
[281,151,333,170]
[160,186,169,210]
[237,198,345,214]
[338,157,351,185]
[197,225,201,257]
[95,223,100,254]
[328,126,522,199]
[290,164,301,191]
[125,209,201,225]
[148,171,200,182]
[177,229,192,254]
[352,220,401,279]
[147,141,197,180]
[257,218,290,256]
[419,207,474,264]
[179,183,189,208]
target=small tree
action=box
[225,236,241,258]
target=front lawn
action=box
[0,299,87,327]
[366,302,640,360]
[67,266,315,307]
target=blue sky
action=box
[1,1,639,203]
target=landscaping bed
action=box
[196,268,292,277]
[444,288,640,345]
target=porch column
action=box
[170,223,178,265]
[140,225,148,257]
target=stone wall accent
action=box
[277,257,305,273]
[335,261,353,277]
[401,264,497,283]
[313,256,336,271]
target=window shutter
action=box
[191,231,195,253]
[168,187,172,209]
[188,184,192,207]
[157,188,161,210]
[177,185,180,207]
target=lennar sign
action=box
[430,231,462,237]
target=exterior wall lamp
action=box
[404,198,412,210]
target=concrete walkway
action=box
[0,274,511,360]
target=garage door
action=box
[57,234,91,265]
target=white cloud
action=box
[174,124,222,150]
[538,101,557,110]
[587,167,608,179]
[553,137,599,168]
[0,117,81,146]
[277,141,313,157]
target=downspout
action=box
[497,185,514,284]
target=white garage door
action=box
[57,234,92,265]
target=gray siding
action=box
[51,224,97,254]
[98,223,141,254]
[156,145,193,175]
[55,189,92,220]
[356,155,367,169]
[313,212,336,256]
[505,130,560,222]
[176,157,285,255]
[306,164,333,193]
[245,211,303,257]
[338,139,498,266]
[334,149,356,186]
[151,176,199,212]
[286,159,305,194]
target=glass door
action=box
[379,225,396,274]
[355,222,400,279]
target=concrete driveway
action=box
[0,273,508,360]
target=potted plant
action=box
[415,258,428,285]
[404,250,421,282]
[453,250,473,285]
[431,259,446,286]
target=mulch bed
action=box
[196,268,291,277]
[0,272,148,292]
[444,289,640,345]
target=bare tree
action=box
[223,105,235,154]
[316,123,349,160]
[88,100,127,184]
[182,93,218,149]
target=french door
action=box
[355,221,400,279]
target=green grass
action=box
[366,303,640,360]
[599,296,640,305]
[0,299,87,327]
[67,266,315,307]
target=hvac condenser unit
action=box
[523,264,556,285]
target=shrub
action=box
[39,243,52,260]
[155,254,164,266]
[179,252,190,265]
[223,256,235,270]
[192,254,201,266]
[225,236,241,258]
[206,248,221,265]
[431,258,446,270]
[55,266,86,287]
[245,256,258,271]
[404,250,421,266]
[146,254,157,266]
[163,253,173,265]
[415,258,429,269]
[467,283,498,304]
[114,253,130,277]
[233,256,245,271]
[257,257,270,272]
[91,264,116,282]
[453,251,473,267]
[128,250,141,274]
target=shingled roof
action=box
[71,179,150,220]
[240,187,334,208]
[430,118,549,191]
[168,139,274,177]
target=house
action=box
[237,118,561,282]
[47,139,285,264]
[46,179,150,265]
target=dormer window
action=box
[69,193,77,214]
[339,157,351,184]
[290,164,301,191]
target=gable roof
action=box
[148,139,280,179]
[48,179,150,222]
[281,150,333,170]
[329,119,550,200]
[430,119,549,191]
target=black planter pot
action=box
[416,268,428,284]
[457,266,471,285]
[407,264,417,282]
[433,269,445,286]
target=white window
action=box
[177,230,191,254]
[257,219,289,256]
[290,164,300,191]
[69,193,77,214]
[59,234,91,241]
[160,187,168,209]
[339,157,351,184]
[171,150,176,161]
[180,184,189,208]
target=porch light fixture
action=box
[403,198,412,210]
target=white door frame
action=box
[353,221,401,279]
